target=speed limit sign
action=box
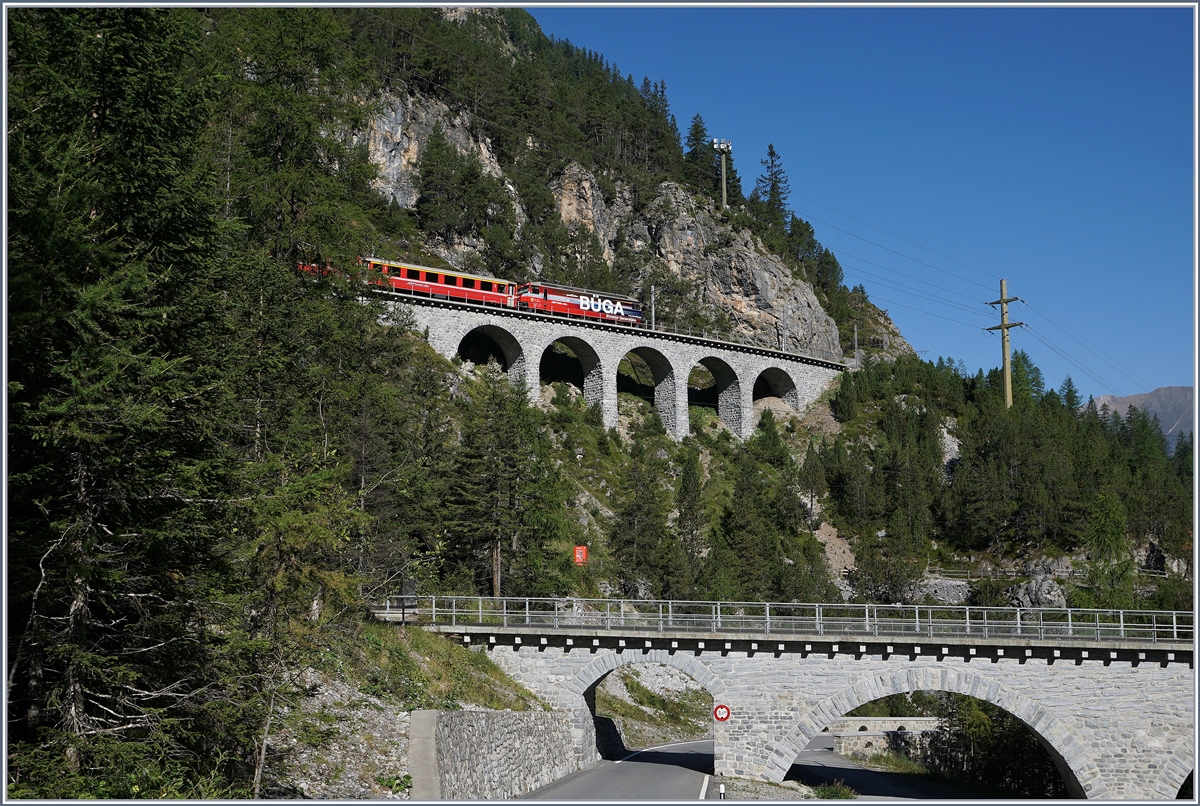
[713,703,731,722]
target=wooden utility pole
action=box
[986,279,1024,408]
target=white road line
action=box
[699,774,710,800]
[614,739,713,764]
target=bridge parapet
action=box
[374,595,1194,651]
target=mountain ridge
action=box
[1092,386,1193,440]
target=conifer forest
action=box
[6,7,1193,797]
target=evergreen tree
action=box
[1081,493,1136,609]
[683,114,717,196]
[7,8,242,792]
[750,143,791,231]
[798,440,828,526]
[1058,375,1082,411]
[608,419,682,597]
[446,365,575,597]
[675,445,707,562]
[208,7,380,267]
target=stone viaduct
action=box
[384,295,845,439]
[439,624,1193,800]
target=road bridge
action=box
[379,292,845,439]
[379,596,1195,799]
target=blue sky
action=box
[527,6,1195,401]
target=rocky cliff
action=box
[364,92,844,362]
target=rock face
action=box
[1006,577,1068,609]
[264,670,412,799]
[363,92,843,362]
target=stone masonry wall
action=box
[828,717,941,755]
[415,709,589,799]
[394,299,842,439]
[482,642,1193,799]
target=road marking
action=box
[614,739,713,764]
[699,774,710,800]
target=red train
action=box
[300,257,645,327]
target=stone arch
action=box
[559,649,727,762]
[1150,744,1194,799]
[621,345,679,436]
[763,667,1096,798]
[753,367,801,412]
[456,324,526,385]
[564,648,727,709]
[538,336,604,410]
[693,356,743,436]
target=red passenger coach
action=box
[516,282,643,325]
[361,257,516,307]
[298,258,646,326]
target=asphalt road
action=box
[525,740,714,800]
[526,736,986,801]
[785,735,984,800]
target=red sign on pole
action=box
[713,704,731,722]
[573,546,588,565]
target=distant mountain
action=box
[1092,386,1193,440]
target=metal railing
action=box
[924,564,1171,582]
[376,596,1194,645]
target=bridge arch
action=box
[694,356,744,436]
[538,336,605,410]
[565,648,728,708]
[456,324,526,385]
[753,367,801,412]
[621,345,680,436]
[763,667,1096,798]
[1151,749,1194,799]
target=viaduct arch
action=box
[394,298,843,439]
[476,636,1192,799]
[764,667,1094,797]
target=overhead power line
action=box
[791,189,999,282]
[795,208,997,292]
[840,263,995,320]
[1021,299,1155,393]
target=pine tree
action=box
[1058,376,1082,411]
[1082,493,1136,609]
[683,114,717,195]
[798,440,828,525]
[751,143,791,231]
[675,445,707,561]
[7,8,243,792]
[609,423,682,597]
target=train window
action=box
[407,269,419,280]
[480,281,492,292]
[463,278,475,289]
[432,274,442,284]
[447,275,459,286]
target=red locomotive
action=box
[299,257,645,327]
[514,281,643,326]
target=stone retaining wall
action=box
[830,717,941,756]
[409,709,589,799]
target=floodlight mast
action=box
[712,139,732,209]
